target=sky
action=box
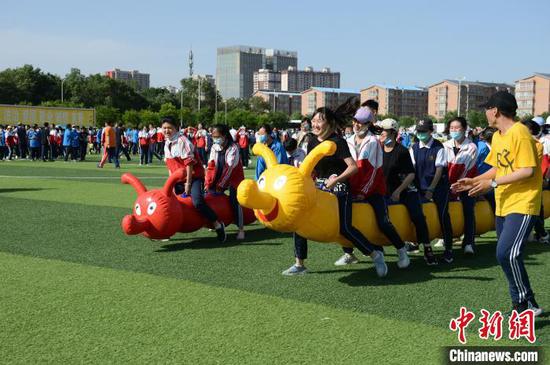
[1,0,549,90]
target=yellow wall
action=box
[0,105,95,127]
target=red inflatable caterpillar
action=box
[121,170,255,239]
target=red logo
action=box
[449,307,476,344]
[508,310,536,343]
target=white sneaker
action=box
[397,247,410,269]
[433,239,444,248]
[464,244,475,255]
[334,253,359,266]
[371,251,388,277]
[538,232,550,245]
[236,231,245,240]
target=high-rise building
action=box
[515,73,550,117]
[265,48,298,72]
[216,46,297,100]
[301,87,360,116]
[253,90,302,116]
[428,79,514,119]
[253,69,281,93]
[282,66,340,92]
[105,69,150,90]
[361,84,428,118]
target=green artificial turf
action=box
[1,157,549,364]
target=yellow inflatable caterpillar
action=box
[237,141,550,247]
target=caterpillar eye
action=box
[258,176,266,190]
[147,202,157,215]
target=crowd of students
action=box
[242,93,546,315]
[2,92,548,315]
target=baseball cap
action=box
[416,119,433,133]
[379,118,399,131]
[353,107,374,124]
[532,116,545,126]
[479,91,518,114]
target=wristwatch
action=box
[490,179,498,189]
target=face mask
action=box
[417,132,430,142]
[384,138,393,146]
[356,128,368,138]
[345,133,353,138]
[258,134,267,144]
[213,137,223,145]
[450,131,464,141]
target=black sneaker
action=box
[406,242,420,254]
[424,246,438,266]
[442,249,454,264]
[215,222,227,243]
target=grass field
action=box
[1,154,549,364]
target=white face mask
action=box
[356,129,368,138]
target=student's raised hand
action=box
[451,178,474,193]
[469,179,492,197]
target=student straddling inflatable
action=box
[237,132,550,276]
[205,124,247,240]
[120,169,255,240]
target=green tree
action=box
[140,87,178,111]
[267,111,289,128]
[95,106,121,127]
[398,116,416,128]
[158,103,178,122]
[196,107,214,125]
[40,100,84,108]
[225,98,250,111]
[441,110,458,124]
[226,109,257,129]
[466,110,488,128]
[249,96,270,113]
[0,64,60,105]
[290,111,303,121]
[139,109,159,126]
[179,107,194,127]
[122,110,142,128]
[179,77,220,113]
[377,113,399,121]
[213,111,227,125]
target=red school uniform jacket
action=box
[237,129,249,149]
[443,137,478,185]
[164,133,205,180]
[195,129,207,149]
[346,132,386,198]
[205,142,244,190]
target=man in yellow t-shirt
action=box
[453,91,542,316]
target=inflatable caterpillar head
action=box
[121,171,185,239]
[237,141,336,232]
